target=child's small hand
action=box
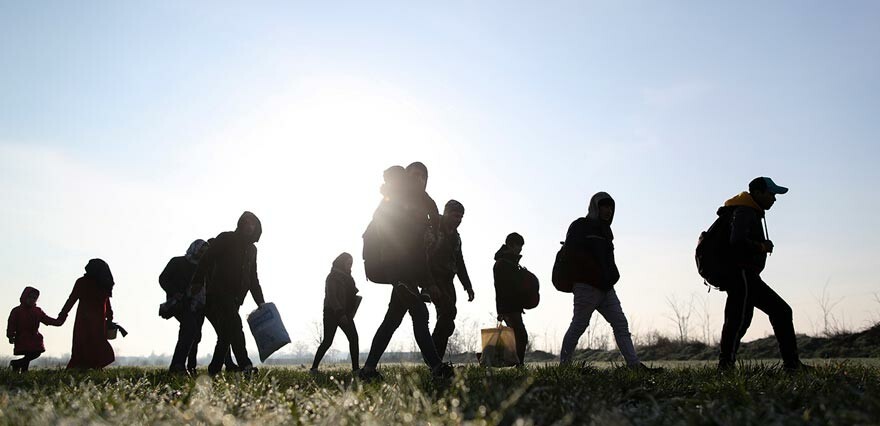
[8,337,14,344]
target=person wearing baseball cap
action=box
[714,176,810,372]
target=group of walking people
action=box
[7,161,810,376]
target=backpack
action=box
[551,242,574,293]
[362,199,426,285]
[695,210,734,290]
[362,208,398,285]
[519,266,540,309]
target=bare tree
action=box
[446,317,478,357]
[310,320,324,350]
[291,340,310,360]
[815,280,846,336]
[698,293,714,344]
[460,317,480,353]
[578,319,610,351]
[666,294,695,343]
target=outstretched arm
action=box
[59,280,81,319]
[40,308,65,327]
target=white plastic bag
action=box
[247,303,291,362]
[479,324,519,367]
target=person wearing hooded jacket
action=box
[59,259,116,369]
[311,252,360,373]
[493,232,528,366]
[715,177,808,371]
[7,286,65,372]
[190,211,266,375]
[558,193,648,369]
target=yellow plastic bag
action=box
[479,324,519,367]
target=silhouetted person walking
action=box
[558,193,651,369]
[311,253,360,373]
[360,162,453,381]
[711,177,808,371]
[493,232,528,366]
[6,286,65,372]
[191,211,266,375]
[160,239,212,374]
[59,259,116,369]
[429,200,475,360]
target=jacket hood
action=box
[587,192,615,224]
[722,192,763,212]
[20,286,39,304]
[331,252,354,274]
[236,211,262,243]
[185,239,208,264]
[494,245,522,263]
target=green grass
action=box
[1,361,879,425]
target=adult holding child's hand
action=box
[59,259,116,370]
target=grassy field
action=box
[1,360,879,425]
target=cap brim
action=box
[767,182,788,194]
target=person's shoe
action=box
[9,359,21,373]
[241,365,258,376]
[309,368,319,377]
[187,367,198,376]
[358,368,384,383]
[207,365,223,377]
[432,362,455,380]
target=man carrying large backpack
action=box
[359,162,453,381]
[700,177,809,372]
[558,192,651,369]
[429,199,475,360]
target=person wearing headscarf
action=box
[6,286,65,372]
[59,259,116,369]
[311,252,360,373]
[190,211,266,375]
[160,239,210,374]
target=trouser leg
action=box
[338,316,360,370]
[311,312,340,370]
[502,312,528,365]
[596,289,639,366]
[431,281,458,360]
[364,286,409,369]
[719,270,756,366]
[749,275,800,366]
[560,283,603,363]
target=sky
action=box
[2,1,879,360]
